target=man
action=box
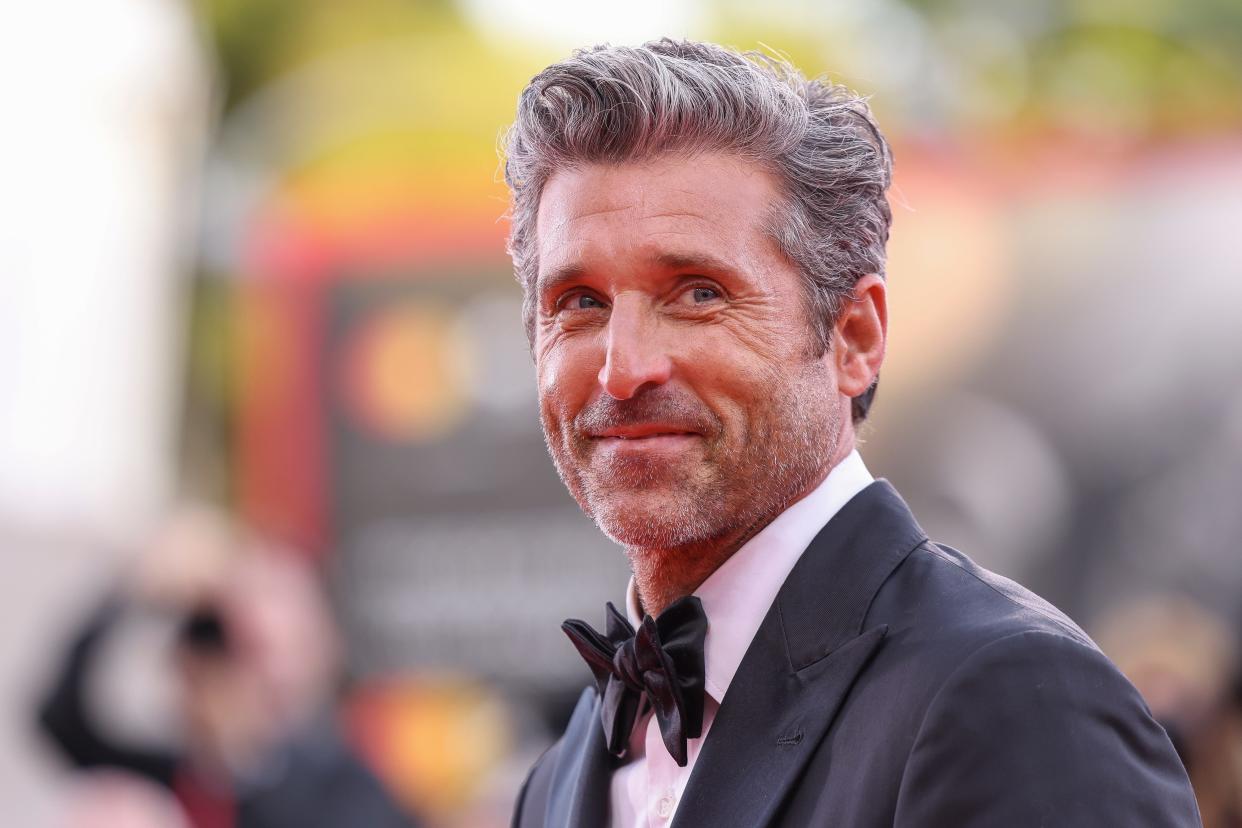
[503,39,1200,826]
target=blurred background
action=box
[2,0,1241,825]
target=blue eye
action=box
[691,287,719,303]
[574,294,605,309]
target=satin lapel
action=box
[545,690,615,828]
[671,481,927,828]
[672,623,887,827]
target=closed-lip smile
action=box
[591,424,699,440]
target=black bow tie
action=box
[562,596,708,767]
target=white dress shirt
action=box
[608,450,874,827]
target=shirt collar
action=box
[625,449,874,703]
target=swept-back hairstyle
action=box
[502,38,893,422]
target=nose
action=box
[598,295,672,400]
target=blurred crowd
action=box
[36,507,419,827]
[1097,599,1242,827]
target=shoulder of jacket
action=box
[899,540,1096,649]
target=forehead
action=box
[534,153,784,284]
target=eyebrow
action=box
[536,264,588,300]
[537,252,740,298]
[653,251,738,276]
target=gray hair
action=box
[502,38,893,423]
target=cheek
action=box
[536,340,600,422]
[709,369,771,436]
[684,334,775,401]
[686,335,814,439]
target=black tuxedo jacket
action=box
[513,481,1200,827]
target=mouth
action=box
[590,424,700,441]
[584,425,704,464]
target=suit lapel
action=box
[544,690,615,828]
[672,622,888,827]
[672,481,927,828]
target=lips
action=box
[590,424,700,440]
[574,392,719,447]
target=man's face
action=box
[533,153,846,552]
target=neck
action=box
[626,523,761,619]
[630,438,856,617]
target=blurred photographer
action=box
[37,506,416,828]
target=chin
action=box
[586,489,723,551]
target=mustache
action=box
[575,388,721,437]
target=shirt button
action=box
[657,792,675,819]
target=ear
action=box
[831,273,887,399]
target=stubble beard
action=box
[541,363,840,565]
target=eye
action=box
[672,283,724,308]
[557,290,608,311]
